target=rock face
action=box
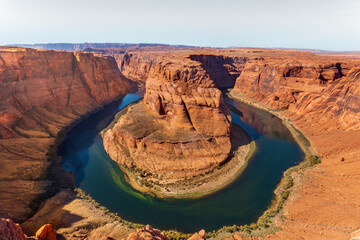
[188,229,206,240]
[234,60,345,108]
[122,225,169,240]
[35,224,57,240]
[0,47,132,222]
[0,47,132,139]
[116,52,161,82]
[0,218,28,240]
[189,54,248,88]
[144,61,231,137]
[103,58,232,179]
[0,218,57,240]
[233,57,360,130]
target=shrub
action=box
[283,176,293,190]
[309,155,321,165]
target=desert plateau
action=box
[1,1,360,239]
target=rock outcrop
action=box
[115,52,161,82]
[234,60,346,108]
[189,54,248,88]
[122,225,169,240]
[0,47,132,222]
[35,224,57,240]
[103,57,232,180]
[188,229,206,240]
[294,67,360,130]
[233,56,360,130]
[0,218,28,240]
[0,218,57,240]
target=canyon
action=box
[103,47,360,239]
[0,45,360,239]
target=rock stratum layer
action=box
[232,55,360,131]
[103,57,232,180]
[0,47,132,223]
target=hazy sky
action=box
[1,0,360,50]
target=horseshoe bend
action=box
[102,55,257,198]
[0,45,360,240]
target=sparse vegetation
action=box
[309,155,321,165]
[164,231,192,240]
[74,188,145,229]
[220,91,323,237]
[283,176,294,190]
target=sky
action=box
[1,0,360,51]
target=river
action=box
[58,91,304,233]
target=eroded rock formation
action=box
[122,225,169,240]
[189,54,248,88]
[232,56,360,130]
[103,57,232,179]
[0,218,28,240]
[0,47,132,222]
[188,229,206,240]
[234,60,345,108]
[0,218,57,240]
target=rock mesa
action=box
[103,58,232,179]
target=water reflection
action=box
[226,98,294,142]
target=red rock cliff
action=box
[189,54,248,88]
[103,57,232,179]
[144,60,231,136]
[232,56,360,130]
[0,47,132,222]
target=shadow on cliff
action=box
[229,122,252,156]
[189,54,247,88]
[21,189,84,236]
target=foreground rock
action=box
[103,57,232,181]
[21,189,132,239]
[188,229,206,240]
[0,218,28,240]
[122,225,169,240]
[35,224,56,240]
[0,218,57,240]
[0,47,132,222]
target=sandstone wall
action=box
[144,61,232,136]
[233,59,360,130]
[103,58,232,179]
[114,52,163,82]
[189,54,248,88]
[0,47,132,221]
